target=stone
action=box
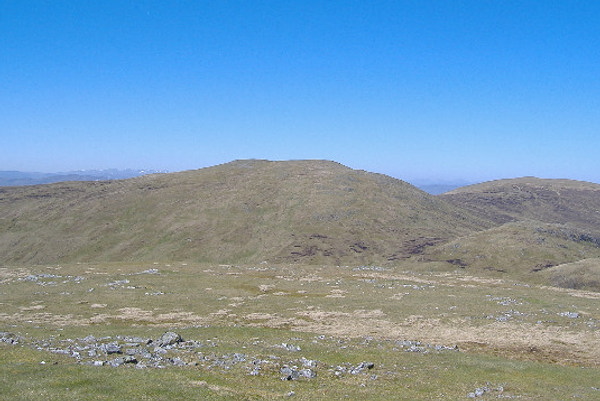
[559,312,580,319]
[300,357,317,368]
[108,357,125,367]
[139,351,152,359]
[100,342,122,355]
[124,355,137,364]
[279,343,301,352]
[156,331,182,347]
[81,335,97,343]
[299,368,317,379]
[170,357,187,367]
[280,366,300,380]
[350,362,375,374]
[0,332,23,344]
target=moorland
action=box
[1,159,599,400]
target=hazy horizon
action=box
[2,2,599,183]
[4,160,600,191]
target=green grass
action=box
[0,345,240,400]
[2,331,600,400]
[1,261,599,399]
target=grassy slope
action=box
[544,257,600,290]
[440,177,600,233]
[0,160,486,266]
[434,177,600,288]
[420,221,600,283]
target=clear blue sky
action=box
[2,1,599,183]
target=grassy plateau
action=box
[1,261,599,400]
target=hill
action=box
[0,160,486,266]
[420,220,600,282]
[440,177,600,234]
[426,177,600,288]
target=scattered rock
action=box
[80,335,97,343]
[467,384,504,398]
[124,355,137,364]
[280,366,298,380]
[278,343,301,352]
[559,312,580,319]
[135,268,159,275]
[300,357,317,368]
[106,279,130,287]
[350,361,375,374]
[0,332,23,344]
[299,368,317,378]
[156,331,182,347]
[170,357,187,367]
[395,340,458,353]
[108,357,125,367]
[100,342,122,355]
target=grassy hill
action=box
[420,220,600,283]
[429,178,600,288]
[440,177,600,233]
[544,257,600,291]
[0,160,485,266]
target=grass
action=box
[0,345,239,400]
[2,328,600,400]
[546,258,600,290]
[1,261,599,399]
[421,221,600,287]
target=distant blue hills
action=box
[410,181,473,195]
[0,169,166,187]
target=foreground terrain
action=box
[2,261,599,400]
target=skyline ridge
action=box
[3,158,600,192]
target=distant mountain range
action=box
[1,160,599,290]
[0,169,167,186]
[0,168,466,194]
[408,181,475,195]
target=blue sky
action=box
[1,1,599,183]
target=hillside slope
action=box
[0,160,486,266]
[440,177,600,234]
[428,177,600,287]
[420,220,600,281]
